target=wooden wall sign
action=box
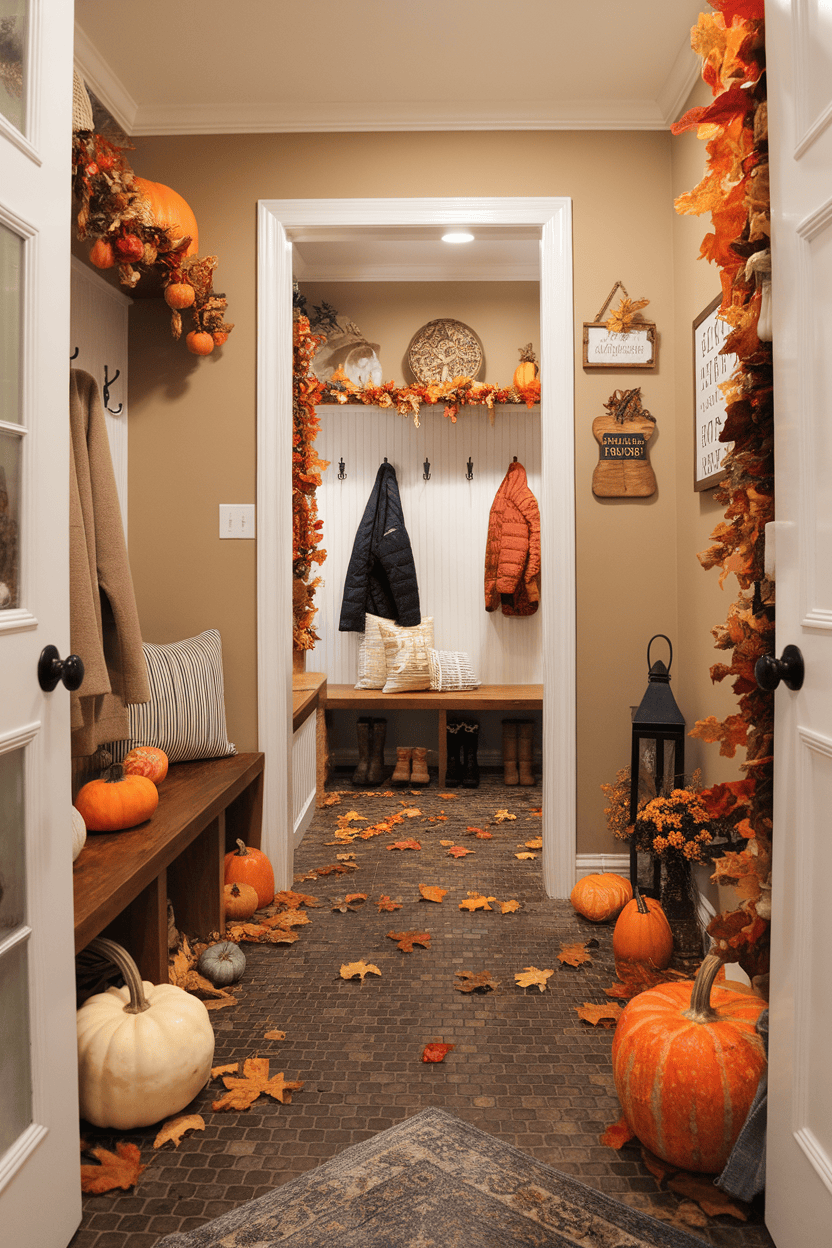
[583,280,657,369]
[592,388,657,498]
[693,294,737,491]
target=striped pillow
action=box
[110,630,236,764]
[428,648,481,692]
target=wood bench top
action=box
[324,684,543,711]
[293,671,326,732]
[73,752,265,954]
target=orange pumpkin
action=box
[223,880,259,921]
[75,765,158,832]
[224,838,275,908]
[164,282,195,310]
[186,330,214,356]
[89,238,115,269]
[123,746,169,785]
[513,343,539,388]
[570,872,632,922]
[133,176,199,256]
[613,891,673,971]
[212,331,229,346]
[612,952,767,1172]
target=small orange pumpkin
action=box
[75,764,158,832]
[212,331,229,346]
[223,838,275,908]
[123,746,169,785]
[612,890,673,971]
[186,330,214,356]
[89,238,115,269]
[223,880,259,921]
[164,282,196,310]
[612,952,767,1172]
[133,176,199,256]
[570,872,632,923]
[513,343,539,388]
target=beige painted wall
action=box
[121,127,725,854]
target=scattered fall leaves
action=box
[668,1172,749,1221]
[80,1142,146,1194]
[514,966,554,991]
[439,792,458,800]
[494,809,517,822]
[447,846,475,858]
[419,884,448,903]
[400,807,422,818]
[387,930,431,952]
[387,839,422,852]
[322,792,342,806]
[226,923,298,946]
[273,890,320,909]
[558,941,594,968]
[605,963,691,1001]
[454,970,499,993]
[600,1116,635,1150]
[525,837,543,850]
[459,892,495,912]
[422,1042,454,1063]
[575,1002,624,1028]
[211,1058,304,1112]
[439,839,455,847]
[153,1114,205,1149]
[330,893,367,912]
[377,894,403,912]
[515,852,538,860]
[340,960,381,981]
[264,1028,286,1041]
[499,900,521,914]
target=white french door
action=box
[0,2,81,1244]
[764,0,832,1242]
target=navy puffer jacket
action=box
[339,463,421,631]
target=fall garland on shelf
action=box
[319,376,541,427]
[292,315,329,653]
[672,0,773,980]
[70,130,234,356]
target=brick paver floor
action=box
[69,771,774,1248]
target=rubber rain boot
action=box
[445,721,464,787]
[518,720,535,786]
[366,717,387,786]
[502,719,519,785]
[411,746,430,786]
[352,717,372,786]
[462,720,480,789]
[391,747,412,786]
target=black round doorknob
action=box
[755,644,804,692]
[37,645,85,693]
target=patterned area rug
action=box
[155,1105,705,1247]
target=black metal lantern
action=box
[629,634,686,894]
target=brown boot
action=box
[391,747,412,786]
[502,719,519,785]
[518,720,535,786]
[411,746,430,786]
[366,718,387,786]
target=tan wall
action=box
[124,129,686,852]
[671,80,747,789]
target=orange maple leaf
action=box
[606,963,691,1000]
[515,966,555,991]
[273,890,320,909]
[80,1142,147,1194]
[419,884,448,903]
[387,839,422,851]
[454,969,499,993]
[558,941,593,968]
[668,1172,750,1221]
[525,837,543,849]
[438,793,458,800]
[340,959,381,981]
[153,1114,205,1149]
[600,1116,635,1150]
[515,852,538,860]
[387,930,431,952]
[377,894,403,911]
[499,899,521,914]
[447,846,475,858]
[459,892,496,911]
[400,807,422,817]
[576,1002,624,1028]
[421,1042,454,1063]
[322,792,342,806]
[212,1058,304,1112]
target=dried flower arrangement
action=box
[70,121,234,356]
[632,786,714,865]
[671,0,772,979]
[292,313,329,652]
[318,374,541,428]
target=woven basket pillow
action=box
[428,648,481,692]
[377,617,435,693]
[354,613,389,690]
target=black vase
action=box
[660,853,702,955]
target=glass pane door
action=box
[0,1,28,135]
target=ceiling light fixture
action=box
[441,230,475,244]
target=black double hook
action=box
[466,457,474,481]
[102,365,123,415]
[70,346,79,361]
[338,457,347,481]
[423,458,431,482]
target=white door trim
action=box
[256,197,575,897]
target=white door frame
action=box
[256,197,575,897]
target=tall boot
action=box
[462,720,480,789]
[445,721,464,787]
[411,746,430,786]
[518,720,535,786]
[352,717,372,786]
[366,717,387,786]
[502,719,519,786]
[391,747,412,787]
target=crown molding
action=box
[657,32,702,126]
[74,23,138,135]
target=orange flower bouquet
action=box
[631,787,714,864]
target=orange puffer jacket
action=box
[484,461,541,616]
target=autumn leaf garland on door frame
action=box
[671,0,773,981]
[293,314,329,653]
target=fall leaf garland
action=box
[671,0,773,981]
[292,314,329,652]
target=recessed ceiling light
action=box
[441,230,475,244]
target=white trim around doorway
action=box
[256,197,575,897]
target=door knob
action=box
[37,645,85,692]
[755,644,804,692]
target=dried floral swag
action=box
[292,315,329,652]
[318,375,541,428]
[672,0,772,980]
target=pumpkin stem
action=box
[682,950,723,1024]
[104,763,126,783]
[88,937,151,1015]
[634,887,649,915]
[235,838,248,856]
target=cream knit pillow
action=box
[354,613,388,690]
[428,648,481,692]
[378,617,435,693]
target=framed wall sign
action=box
[583,322,657,369]
[693,295,737,491]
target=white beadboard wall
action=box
[313,404,542,686]
[291,713,317,846]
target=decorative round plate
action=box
[407,319,484,383]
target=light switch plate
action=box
[219,504,256,539]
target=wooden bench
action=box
[321,685,543,791]
[73,752,265,983]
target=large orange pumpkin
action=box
[75,765,158,832]
[570,872,632,922]
[223,838,275,908]
[612,890,673,971]
[133,176,199,256]
[612,952,767,1172]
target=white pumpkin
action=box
[77,937,215,1130]
[72,806,87,862]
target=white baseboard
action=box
[574,853,630,878]
[293,790,316,848]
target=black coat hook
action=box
[102,365,123,415]
[466,457,474,481]
[70,346,79,361]
[513,455,518,462]
[423,458,431,482]
[338,457,347,480]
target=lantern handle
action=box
[647,633,673,674]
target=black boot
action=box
[352,717,372,786]
[367,718,387,786]
[461,720,480,789]
[445,721,464,787]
